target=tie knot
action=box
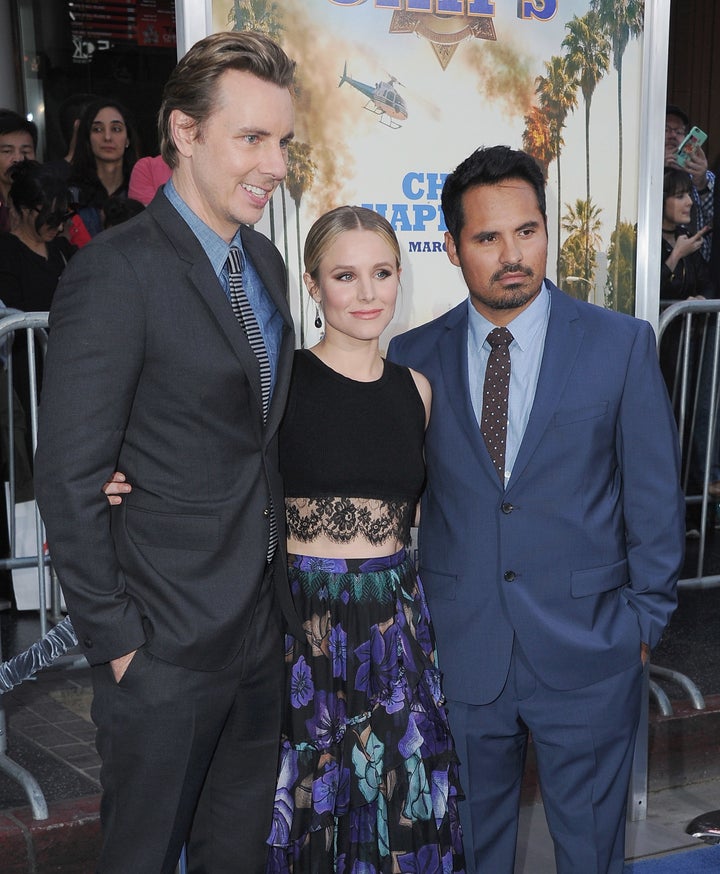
[487,326,513,349]
[227,246,243,275]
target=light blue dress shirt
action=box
[468,283,551,487]
[163,179,283,397]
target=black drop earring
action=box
[314,307,322,329]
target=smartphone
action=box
[676,126,707,166]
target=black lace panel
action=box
[285,497,413,546]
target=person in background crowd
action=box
[711,162,720,294]
[0,296,33,613]
[43,93,96,182]
[0,158,76,449]
[664,105,714,262]
[0,157,72,609]
[128,153,172,206]
[67,98,138,246]
[388,145,685,874]
[0,111,37,234]
[34,31,300,874]
[658,167,716,517]
[102,195,145,229]
[660,166,713,302]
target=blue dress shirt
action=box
[163,179,283,397]
[468,283,551,487]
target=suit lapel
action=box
[438,302,500,485]
[149,197,290,425]
[186,256,267,415]
[507,286,584,487]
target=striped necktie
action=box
[227,246,271,421]
[226,246,277,559]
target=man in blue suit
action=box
[388,146,685,874]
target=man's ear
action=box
[169,110,198,158]
[445,231,460,267]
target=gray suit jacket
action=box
[35,190,303,669]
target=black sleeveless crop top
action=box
[279,349,426,546]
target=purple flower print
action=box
[398,712,424,759]
[349,804,376,849]
[267,785,294,846]
[311,759,350,816]
[398,844,443,873]
[430,768,449,824]
[290,655,314,709]
[377,678,407,715]
[265,846,287,873]
[329,622,347,679]
[305,690,347,748]
[354,623,399,698]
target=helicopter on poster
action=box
[338,62,408,130]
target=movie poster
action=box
[191,1,656,348]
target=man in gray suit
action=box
[34,31,302,874]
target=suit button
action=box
[504,571,516,582]
[263,508,270,517]
[83,637,93,648]
[501,502,514,514]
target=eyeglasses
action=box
[665,125,687,137]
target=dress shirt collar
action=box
[467,281,550,352]
[163,178,246,278]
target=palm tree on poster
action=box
[562,12,610,280]
[560,197,603,297]
[605,220,637,313]
[522,106,554,181]
[535,55,579,283]
[228,0,282,35]
[591,0,644,308]
[286,141,316,346]
[229,0,285,243]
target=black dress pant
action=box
[91,570,284,874]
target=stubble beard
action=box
[472,269,542,311]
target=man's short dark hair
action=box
[666,104,690,131]
[0,109,38,149]
[441,145,547,242]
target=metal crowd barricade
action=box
[0,312,187,871]
[658,298,720,589]
[0,308,82,820]
[648,298,720,715]
[628,301,720,823]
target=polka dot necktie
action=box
[481,327,513,483]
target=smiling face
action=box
[172,68,294,240]
[89,106,129,165]
[445,179,547,326]
[305,228,400,344]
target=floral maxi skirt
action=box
[266,549,465,873]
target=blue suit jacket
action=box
[388,282,685,705]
